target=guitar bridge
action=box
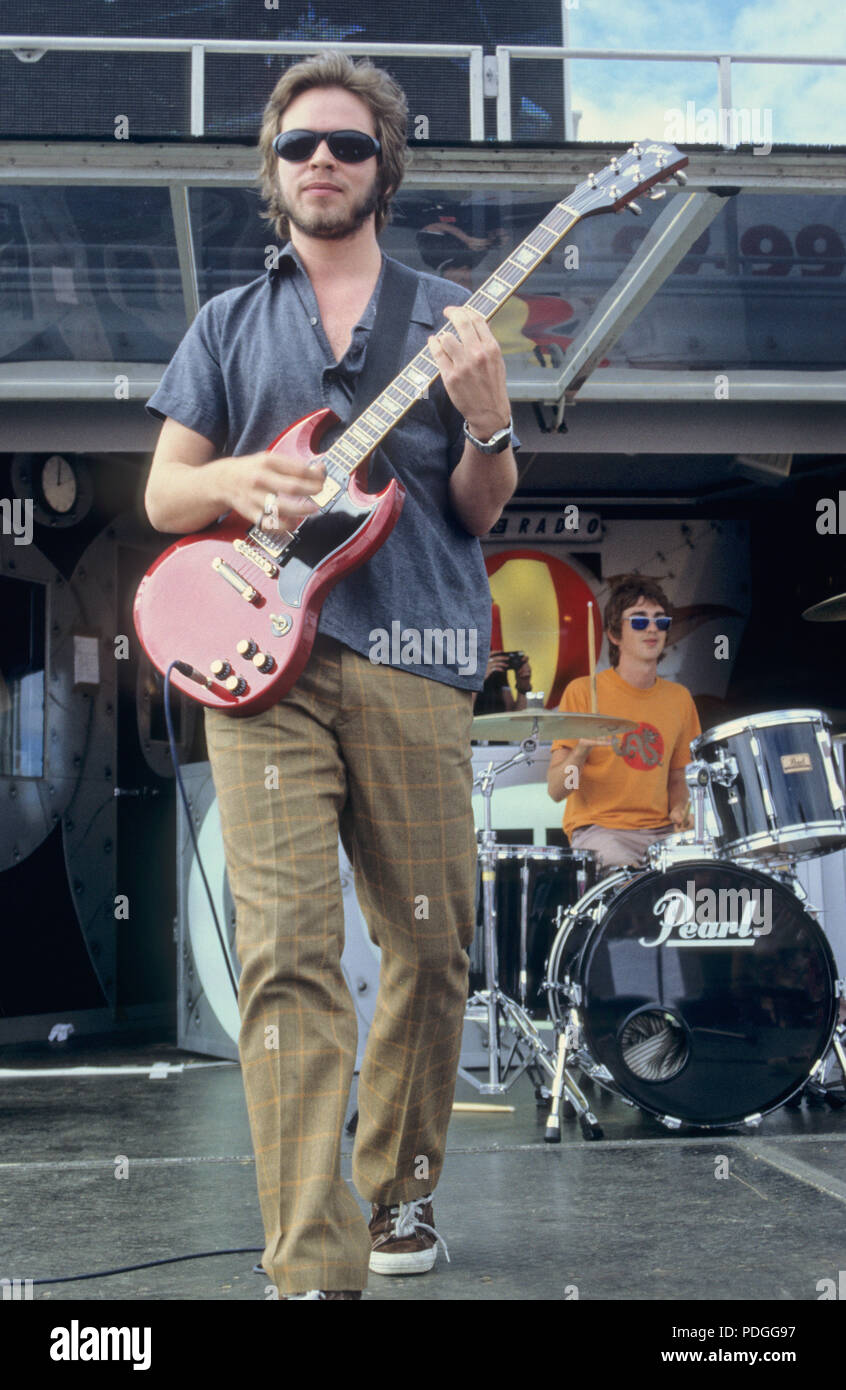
[247,527,290,559]
[212,557,258,602]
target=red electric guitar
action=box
[134,142,687,714]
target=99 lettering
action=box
[612,222,846,275]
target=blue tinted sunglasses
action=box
[625,615,672,631]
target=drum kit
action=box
[461,703,846,1140]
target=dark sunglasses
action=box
[625,615,672,631]
[272,129,381,164]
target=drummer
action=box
[547,576,702,870]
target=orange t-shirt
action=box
[551,667,701,835]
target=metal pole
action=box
[561,0,574,142]
[469,46,485,142]
[169,184,200,323]
[496,46,512,141]
[190,43,205,137]
[718,55,733,148]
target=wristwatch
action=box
[463,416,513,455]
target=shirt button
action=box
[310,316,318,326]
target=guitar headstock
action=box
[569,142,689,219]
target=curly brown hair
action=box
[258,51,409,243]
[604,575,671,668]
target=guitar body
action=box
[134,408,405,715]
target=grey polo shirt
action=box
[146,244,500,691]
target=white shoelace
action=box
[373,1196,451,1262]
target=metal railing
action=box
[0,36,486,141]
[495,45,846,144]
[3,36,846,147]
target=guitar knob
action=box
[224,674,247,695]
[252,652,275,674]
[210,659,231,680]
[236,639,257,658]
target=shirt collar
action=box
[268,243,435,329]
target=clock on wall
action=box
[10,453,94,528]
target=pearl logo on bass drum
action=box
[639,881,773,948]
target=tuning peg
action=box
[673,170,688,185]
[630,141,643,155]
[588,172,598,187]
[647,188,667,200]
[627,201,643,215]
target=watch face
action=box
[41,455,78,514]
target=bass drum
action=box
[546,860,839,1127]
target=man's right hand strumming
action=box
[236,451,327,533]
[144,417,326,534]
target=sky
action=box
[558,0,846,146]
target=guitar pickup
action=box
[233,539,278,578]
[309,476,341,508]
[212,557,258,602]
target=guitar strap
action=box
[347,256,419,491]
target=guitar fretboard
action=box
[322,199,582,481]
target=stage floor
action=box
[2,1034,844,1303]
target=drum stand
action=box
[824,1023,846,1105]
[459,728,603,1140]
[787,1022,846,1110]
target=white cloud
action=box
[560,0,845,144]
[729,0,846,53]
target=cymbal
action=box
[803,593,846,622]
[471,710,637,743]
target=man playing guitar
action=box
[143,52,517,1299]
[547,576,701,870]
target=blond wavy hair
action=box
[258,51,409,241]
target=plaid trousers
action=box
[204,635,477,1295]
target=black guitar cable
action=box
[164,659,239,1001]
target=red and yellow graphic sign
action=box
[485,550,602,708]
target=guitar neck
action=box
[325,200,582,479]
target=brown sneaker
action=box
[368,1196,449,1275]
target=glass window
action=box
[0,577,46,779]
[0,186,184,365]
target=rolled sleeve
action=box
[671,692,703,768]
[146,301,228,452]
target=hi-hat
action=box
[803,593,846,622]
[471,710,636,743]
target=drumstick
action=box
[587,601,597,713]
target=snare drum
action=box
[470,845,598,1015]
[647,831,718,872]
[692,709,846,862]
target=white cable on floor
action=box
[0,1061,236,1078]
